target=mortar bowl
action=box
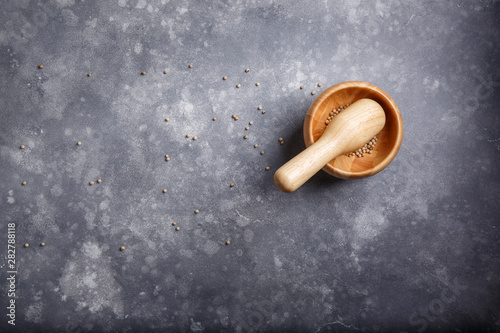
[304,81,403,179]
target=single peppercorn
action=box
[318,83,322,87]
[245,68,250,73]
[87,73,92,77]
[257,106,262,110]
[260,151,264,155]
[300,86,304,89]
[89,181,94,186]
[188,64,193,68]
[165,118,170,122]
[192,136,198,141]
[244,135,248,139]
[141,71,146,75]
[20,145,25,149]
[249,121,253,125]
[77,141,82,146]
[254,144,258,148]
[236,84,241,88]
[120,246,125,251]
[38,65,44,69]
[194,209,199,214]
[172,222,177,226]
[163,189,167,193]
[255,82,260,86]
[97,179,102,183]
[40,242,46,246]
[22,181,27,185]
[163,70,168,74]
[223,76,227,80]
[265,166,270,171]
[175,226,180,231]
[226,240,230,245]
[245,127,249,130]
[261,111,266,114]
[213,117,217,121]
[186,134,191,138]
[311,91,316,95]
[24,243,29,248]
[230,183,235,187]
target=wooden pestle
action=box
[274,98,386,192]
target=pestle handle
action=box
[274,98,386,192]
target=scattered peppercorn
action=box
[260,151,264,155]
[261,111,266,114]
[97,179,102,183]
[265,166,270,171]
[318,83,322,87]
[175,226,180,231]
[245,126,249,130]
[186,134,191,138]
[120,246,125,251]
[311,91,316,95]
[257,106,262,110]
[254,144,258,148]
[172,222,177,226]
[89,181,94,186]
[249,121,253,125]
[236,84,241,88]
[244,135,248,139]
[192,136,198,141]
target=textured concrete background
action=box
[1,0,499,332]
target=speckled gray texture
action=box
[1,0,499,332]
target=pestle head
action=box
[318,98,386,155]
[274,98,386,192]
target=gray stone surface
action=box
[1,0,499,332]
